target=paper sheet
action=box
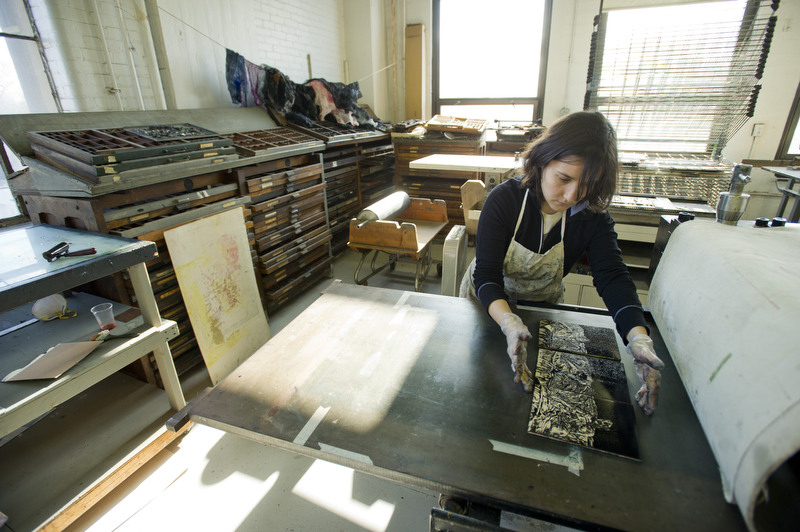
[3,341,100,381]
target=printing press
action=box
[169,212,800,531]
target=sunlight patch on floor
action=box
[292,459,395,532]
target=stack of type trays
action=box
[424,115,489,135]
[289,121,387,147]
[26,123,237,184]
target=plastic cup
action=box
[90,302,116,331]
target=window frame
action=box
[584,0,775,158]
[0,0,62,114]
[431,0,552,123]
[776,81,800,159]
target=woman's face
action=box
[540,157,584,214]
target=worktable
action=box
[0,224,185,438]
[171,281,745,530]
[764,165,800,222]
[409,153,522,192]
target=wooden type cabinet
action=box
[318,134,394,256]
[358,138,395,205]
[322,143,362,255]
[392,130,486,233]
[235,155,334,313]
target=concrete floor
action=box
[0,246,458,532]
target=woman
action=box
[459,111,663,415]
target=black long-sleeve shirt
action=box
[473,177,647,340]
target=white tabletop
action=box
[409,153,522,173]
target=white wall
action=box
[343,0,391,121]
[31,0,164,112]
[30,0,348,112]
[155,0,346,109]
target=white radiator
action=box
[441,225,468,296]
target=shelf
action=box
[0,224,157,312]
[0,223,186,439]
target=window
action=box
[0,0,59,114]
[777,81,800,159]
[1,0,61,222]
[433,0,551,124]
[584,0,778,157]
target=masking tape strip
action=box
[293,405,330,446]
[489,440,584,477]
[318,442,374,465]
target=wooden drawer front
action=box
[399,179,464,203]
[255,211,328,254]
[264,256,334,313]
[259,224,330,264]
[405,167,480,180]
[250,182,326,214]
[104,183,239,229]
[323,145,362,168]
[234,155,316,180]
[261,245,331,290]
[246,162,323,201]
[253,202,325,238]
[260,229,333,275]
[325,164,358,187]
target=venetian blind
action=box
[584,0,778,157]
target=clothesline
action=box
[158,5,396,85]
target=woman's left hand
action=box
[500,313,534,392]
[627,334,665,415]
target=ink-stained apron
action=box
[459,189,566,303]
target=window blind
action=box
[584,0,778,158]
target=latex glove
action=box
[627,334,665,416]
[500,313,534,392]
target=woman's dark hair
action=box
[520,111,617,212]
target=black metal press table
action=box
[170,281,745,531]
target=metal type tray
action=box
[289,122,387,146]
[251,197,325,235]
[31,143,236,181]
[247,167,323,203]
[122,123,219,141]
[27,127,233,165]
[224,128,324,157]
[245,162,323,193]
[103,183,239,229]
[425,115,489,135]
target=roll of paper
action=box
[357,191,411,224]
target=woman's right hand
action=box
[500,313,534,391]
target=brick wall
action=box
[30,0,346,112]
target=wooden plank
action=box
[399,198,449,222]
[103,183,239,223]
[165,208,270,385]
[113,196,250,238]
[38,422,191,532]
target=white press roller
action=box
[356,191,411,227]
[649,219,800,531]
